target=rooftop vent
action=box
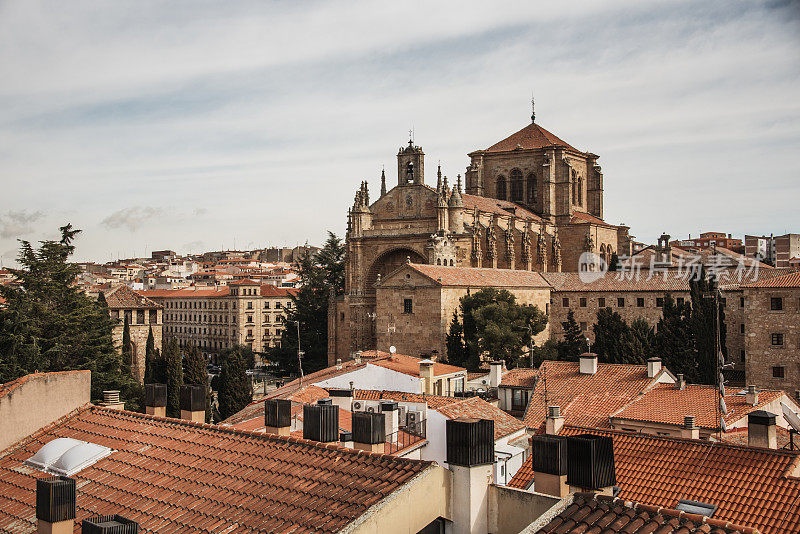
[36,476,75,524]
[265,399,292,429]
[81,514,139,534]
[102,391,120,405]
[303,404,339,443]
[26,438,113,476]
[180,385,205,412]
[317,398,333,406]
[446,418,494,467]
[676,499,718,517]
[532,435,567,476]
[352,412,385,444]
[566,434,616,490]
[578,353,598,375]
[144,384,166,407]
[328,388,353,398]
[380,400,399,412]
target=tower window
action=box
[496,176,506,200]
[527,174,537,204]
[406,162,414,183]
[403,299,413,314]
[510,169,523,201]
[578,177,583,205]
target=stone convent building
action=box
[329,113,634,364]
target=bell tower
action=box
[397,138,425,186]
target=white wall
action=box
[420,408,449,465]
[314,363,422,393]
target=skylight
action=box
[25,438,112,476]
[676,499,718,517]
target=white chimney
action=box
[579,353,598,375]
[746,385,759,406]
[680,415,699,440]
[545,405,565,435]
[420,360,435,394]
[446,418,494,534]
[647,357,662,378]
[488,361,503,389]
[328,388,353,413]
[748,411,777,449]
[676,374,686,391]
[380,400,400,440]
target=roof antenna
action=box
[530,91,535,123]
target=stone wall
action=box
[111,309,162,383]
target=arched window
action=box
[526,173,537,204]
[496,175,506,200]
[578,177,583,205]
[571,170,577,200]
[406,162,414,183]
[510,168,523,202]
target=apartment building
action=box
[141,279,297,363]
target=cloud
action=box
[101,206,165,232]
[182,240,204,252]
[192,207,208,216]
[0,210,44,238]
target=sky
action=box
[0,0,798,265]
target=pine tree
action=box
[217,346,253,421]
[654,294,697,381]
[592,308,631,363]
[690,267,721,385]
[183,344,211,422]
[163,339,182,417]
[0,224,140,405]
[144,326,155,383]
[445,311,467,367]
[316,232,346,296]
[627,318,655,362]
[557,310,585,361]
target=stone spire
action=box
[448,175,463,207]
[437,164,442,192]
[443,175,449,196]
[530,93,535,123]
[380,168,387,197]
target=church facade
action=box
[328,115,633,364]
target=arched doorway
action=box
[365,247,426,297]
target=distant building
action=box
[746,233,800,267]
[670,231,742,253]
[150,249,176,262]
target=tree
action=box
[0,224,140,406]
[445,311,467,367]
[217,346,253,421]
[121,315,133,375]
[529,339,559,368]
[592,308,631,363]
[183,344,211,422]
[654,294,697,381]
[316,232,346,296]
[557,310,586,361]
[607,253,619,272]
[144,327,155,383]
[628,318,655,363]
[163,339,182,417]
[690,267,725,385]
[457,288,547,369]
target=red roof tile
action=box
[522,361,661,429]
[140,286,231,298]
[354,390,462,409]
[741,270,800,288]
[103,285,161,309]
[370,352,465,377]
[402,263,550,288]
[484,122,582,153]
[0,406,434,533]
[461,193,543,222]
[535,493,758,534]
[435,397,525,439]
[509,426,800,534]
[500,368,538,388]
[542,271,692,292]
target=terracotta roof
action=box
[500,368,538,388]
[534,493,758,534]
[509,426,800,534]
[403,263,551,288]
[140,286,230,298]
[461,193,543,222]
[569,210,613,227]
[228,278,259,285]
[542,271,691,292]
[522,361,661,429]
[259,285,299,297]
[741,270,800,288]
[720,425,796,450]
[354,390,462,409]
[484,122,581,153]
[370,352,465,377]
[103,285,161,309]
[0,406,434,533]
[467,371,489,381]
[611,384,787,429]
[435,397,525,439]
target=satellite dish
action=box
[389,346,397,354]
[720,397,727,415]
[782,401,800,432]
[720,416,727,433]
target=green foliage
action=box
[121,315,133,374]
[0,224,140,407]
[445,311,467,367]
[628,318,655,362]
[607,253,619,272]
[455,288,547,370]
[217,345,253,421]
[654,294,697,381]
[144,327,155,383]
[592,309,651,364]
[163,339,182,417]
[689,266,724,385]
[529,339,559,368]
[270,234,345,376]
[183,344,211,422]
[557,310,586,361]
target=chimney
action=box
[578,353,598,375]
[446,418,494,534]
[746,385,759,406]
[353,351,362,364]
[144,384,166,417]
[100,390,124,411]
[646,357,662,379]
[531,435,569,497]
[545,405,565,436]
[317,398,333,406]
[339,431,353,448]
[180,385,206,423]
[328,388,353,412]
[352,411,386,453]
[488,361,503,389]
[566,434,616,494]
[380,400,400,440]
[265,399,292,436]
[676,374,686,391]
[420,360,435,394]
[36,476,75,534]
[681,415,699,439]
[81,515,139,533]
[748,410,777,449]
[302,404,339,443]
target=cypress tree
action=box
[592,308,633,363]
[690,267,721,385]
[217,346,252,421]
[654,294,697,381]
[144,326,155,383]
[445,311,467,367]
[183,344,211,422]
[627,318,655,362]
[557,310,585,361]
[121,315,133,375]
[607,253,619,272]
[164,339,182,417]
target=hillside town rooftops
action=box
[435,396,525,440]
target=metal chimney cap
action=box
[683,415,696,429]
[748,410,777,426]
